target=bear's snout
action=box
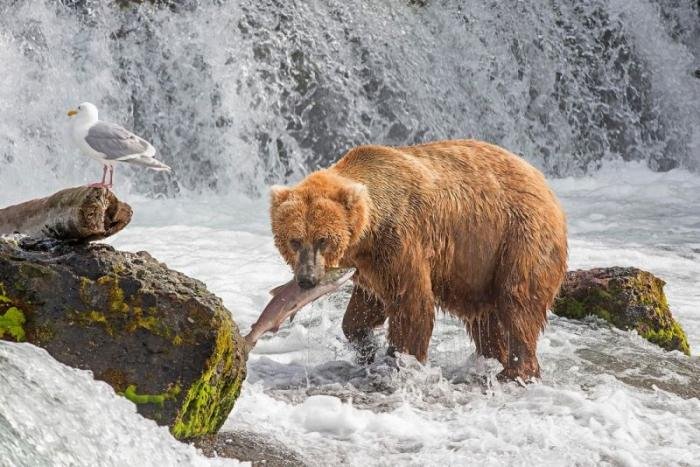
[295,246,323,289]
[297,276,318,289]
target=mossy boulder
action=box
[0,236,247,439]
[553,267,690,355]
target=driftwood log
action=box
[0,187,131,241]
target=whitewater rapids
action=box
[4,162,698,465]
[1,0,699,464]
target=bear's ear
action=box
[338,182,370,243]
[270,185,292,206]
[338,182,368,210]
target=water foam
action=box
[0,342,240,466]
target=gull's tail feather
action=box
[120,154,172,172]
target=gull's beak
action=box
[67,109,78,117]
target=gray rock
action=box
[0,236,247,439]
[193,431,309,466]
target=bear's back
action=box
[333,139,551,201]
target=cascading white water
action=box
[0,0,698,201]
[2,2,700,465]
[0,342,237,466]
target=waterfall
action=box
[0,0,698,200]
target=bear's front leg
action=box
[385,270,435,364]
[342,286,386,364]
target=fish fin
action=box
[288,310,298,323]
[270,325,280,333]
[269,284,287,296]
[269,278,296,296]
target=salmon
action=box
[244,267,355,348]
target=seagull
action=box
[67,102,171,188]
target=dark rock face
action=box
[0,237,247,439]
[553,267,690,355]
[193,431,310,467]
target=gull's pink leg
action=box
[88,166,108,188]
[107,166,114,188]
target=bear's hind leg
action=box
[467,311,507,363]
[494,301,545,382]
[342,286,386,364]
[492,225,555,381]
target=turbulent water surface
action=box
[2,163,699,466]
[0,342,239,466]
[1,0,700,465]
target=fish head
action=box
[270,175,368,290]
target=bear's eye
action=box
[315,237,327,251]
[289,239,302,251]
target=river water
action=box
[1,0,699,465]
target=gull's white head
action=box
[67,102,98,125]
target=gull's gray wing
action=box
[85,122,151,160]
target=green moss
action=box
[126,314,172,339]
[0,307,26,342]
[79,277,93,304]
[553,296,587,319]
[592,306,612,323]
[171,312,243,439]
[86,310,108,324]
[112,262,127,275]
[641,322,691,356]
[590,287,613,302]
[120,384,181,407]
[97,275,129,313]
[0,282,11,303]
[72,309,114,335]
[76,275,185,345]
[554,297,614,326]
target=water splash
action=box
[0,342,234,466]
[0,0,698,199]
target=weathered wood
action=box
[0,187,132,241]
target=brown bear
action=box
[270,139,567,380]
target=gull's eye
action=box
[289,239,302,251]
[78,106,81,110]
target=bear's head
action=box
[270,171,369,289]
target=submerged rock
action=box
[0,236,247,439]
[553,267,690,355]
[193,431,309,466]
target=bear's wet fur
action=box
[270,140,568,381]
